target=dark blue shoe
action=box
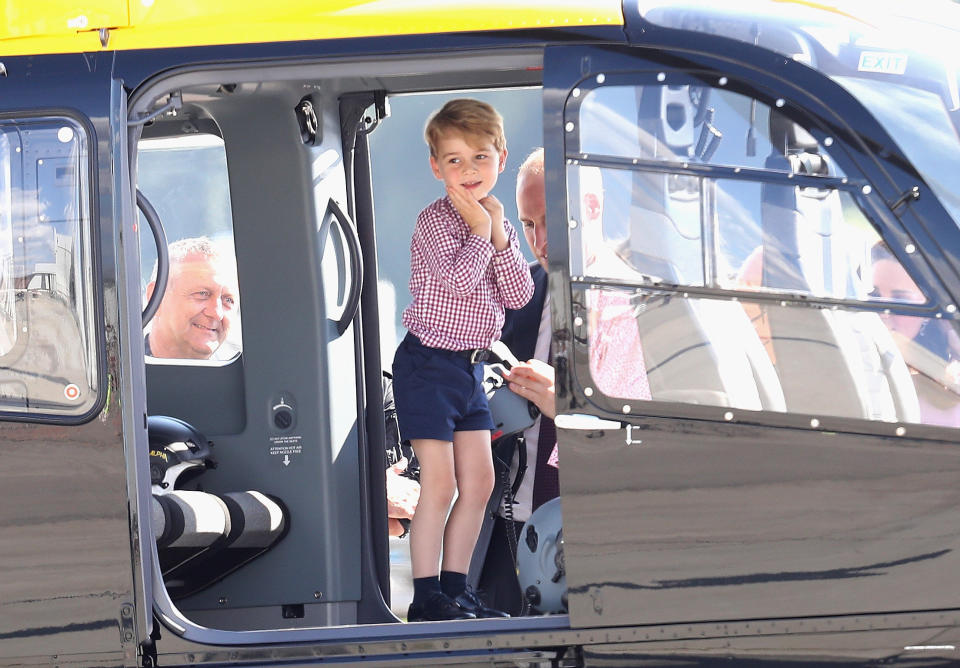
[407,591,476,622]
[454,587,510,618]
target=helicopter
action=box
[3,1,960,665]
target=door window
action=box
[138,134,242,362]
[566,77,960,429]
[0,118,100,419]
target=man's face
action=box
[517,168,547,270]
[148,253,237,359]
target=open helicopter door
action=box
[0,49,152,664]
[543,42,960,641]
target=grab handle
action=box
[326,198,364,336]
[138,189,168,328]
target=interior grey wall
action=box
[368,89,542,356]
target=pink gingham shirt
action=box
[402,197,534,350]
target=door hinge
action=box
[118,602,136,646]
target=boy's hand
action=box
[480,195,509,251]
[447,184,491,240]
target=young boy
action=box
[392,99,534,621]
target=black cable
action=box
[495,437,529,616]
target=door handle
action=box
[554,414,621,430]
[325,198,364,337]
[554,414,642,445]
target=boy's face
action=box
[429,131,506,200]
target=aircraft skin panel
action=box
[0,0,623,56]
[0,420,135,663]
[559,419,960,627]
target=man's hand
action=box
[447,184,491,240]
[480,194,508,251]
[385,457,420,537]
[503,359,556,420]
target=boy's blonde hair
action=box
[424,98,506,157]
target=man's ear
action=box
[145,281,163,321]
[498,148,508,174]
[429,155,443,181]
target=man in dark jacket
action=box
[475,148,558,615]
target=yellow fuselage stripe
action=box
[0,0,624,56]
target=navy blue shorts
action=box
[392,332,494,442]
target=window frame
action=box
[563,69,941,317]
[544,44,960,441]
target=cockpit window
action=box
[0,118,100,419]
[0,131,14,359]
[573,81,900,303]
[579,83,775,172]
[567,75,960,429]
[634,2,960,231]
[838,77,960,227]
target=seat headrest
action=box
[769,111,819,154]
